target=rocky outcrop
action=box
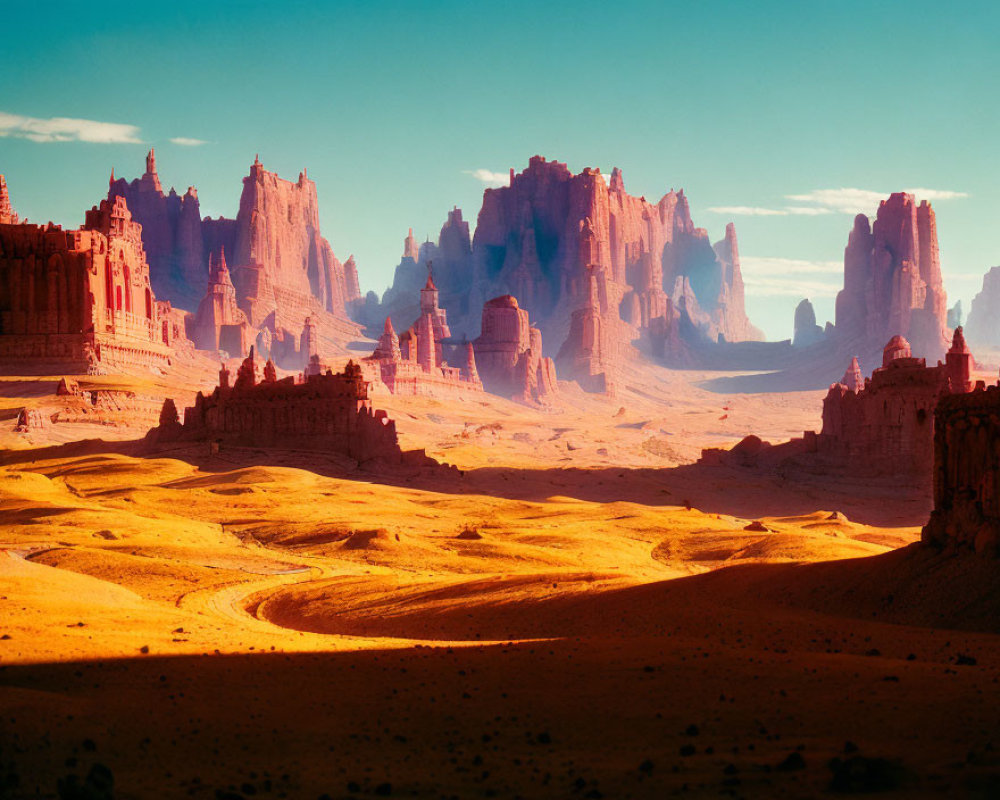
[108,150,205,308]
[793,298,824,347]
[0,175,18,225]
[473,295,557,404]
[555,270,617,393]
[833,193,949,362]
[964,267,1000,348]
[369,156,763,387]
[229,158,357,329]
[108,152,363,362]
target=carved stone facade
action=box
[189,248,252,355]
[361,266,482,397]
[818,329,973,478]
[0,192,173,374]
[923,380,1000,556]
[159,349,408,464]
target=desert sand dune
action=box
[0,365,995,799]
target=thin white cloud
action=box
[901,188,969,201]
[742,276,841,298]
[709,187,968,218]
[0,111,142,143]
[170,136,207,147]
[706,205,789,216]
[784,206,834,216]
[464,168,509,188]
[741,256,842,276]
[787,187,968,214]
[741,257,842,298]
[785,188,886,213]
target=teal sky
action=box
[1,0,997,340]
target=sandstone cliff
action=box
[109,152,362,365]
[833,193,949,363]
[370,156,762,373]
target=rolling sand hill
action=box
[1,362,998,798]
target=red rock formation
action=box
[839,356,863,393]
[472,295,558,404]
[189,248,252,356]
[555,269,615,393]
[158,351,411,465]
[230,158,356,328]
[0,195,174,374]
[834,193,949,362]
[922,378,1000,555]
[0,176,18,225]
[108,150,205,308]
[819,329,973,480]
[964,266,1000,348]
[373,155,762,386]
[109,153,363,359]
[403,228,420,263]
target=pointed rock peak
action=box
[345,254,356,266]
[424,261,436,290]
[109,168,115,186]
[841,357,864,393]
[384,316,395,335]
[403,227,419,261]
[609,167,624,193]
[0,175,15,224]
[950,326,970,355]
[146,148,157,175]
[254,153,261,166]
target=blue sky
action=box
[1,0,997,339]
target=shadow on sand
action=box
[0,435,931,528]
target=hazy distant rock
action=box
[964,267,1000,347]
[793,298,824,347]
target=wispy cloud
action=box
[170,136,207,147]
[741,257,842,276]
[464,168,509,188]
[706,205,789,216]
[0,111,142,143]
[709,187,968,218]
[741,257,842,298]
[741,276,841,298]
